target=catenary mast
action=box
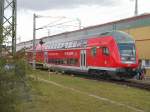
[0,0,17,56]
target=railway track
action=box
[41,69,150,91]
[105,79,150,91]
[64,72,150,91]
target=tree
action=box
[0,25,12,56]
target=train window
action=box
[55,59,57,64]
[68,42,71,48]
[56,59,58,64]
[59,43,62,48]
[50,59,53,63]
[72,41,77,48]
[48,59,50,63]
[60,43,64,49]
[57,43,59,49]
[55,43,58,48]
[67,59,70,64]
[102,47,110,56]
[56,44,59,49]
[59,43,62,49]
[64,42,68,48]
[91,47,97,56]
[51,59,53,63]
[63,59,67,64]
[55,44,57,49]
[60,59,63,64]
[66,58,78,65]
[82,39,87,46]
[55,43,58,49]
[52,44,54,49]
[52,43,55,49]
[52,59,55,63]
[68,41,73,48]
[58,59,60,64]
[73,59,78,65]
[71,41,74,48]
[58,43,61,48]
[48,43,51,49]
[50,43,53,49]
[48,59,52,63]
[77,40,82,47]
[53,59,55,63]
[69,59,73,65]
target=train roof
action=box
[42,31,134,50]
[97,31,134,43]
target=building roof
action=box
[18,13,150,45]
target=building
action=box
[116,14,150,75]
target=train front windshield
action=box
[118,43,136,57]
[112,31,136,63]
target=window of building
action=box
[145,59,150,68]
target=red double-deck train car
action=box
[27,31,139,79]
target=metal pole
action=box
[76,18,81,29]
[0,0,4,55]
[12,0,17,55]
[135,0,138,16]
[33,14,36,70]
[48,29,50,36]
[0,0,4,33]
[0,0,4,31]
[113,23,116,31]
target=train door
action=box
[102,47,110,67]
[44,51,48,64]
[80,50,87,70]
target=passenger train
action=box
[27,31,139,79]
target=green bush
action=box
[0,58,31,112]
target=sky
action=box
[16,0,150,43]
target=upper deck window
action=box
[44,38,87,50]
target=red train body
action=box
[27,31,139,79]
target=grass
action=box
[19,70,150,112]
